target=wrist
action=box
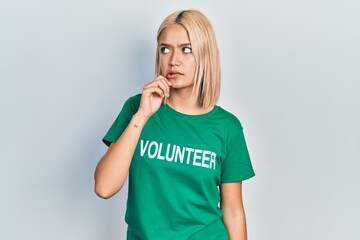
[132,112,150,126]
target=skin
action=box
[94,24,248,240]
[157,24,211,115]
[221,182,248,239]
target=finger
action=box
[143,77,166,89]
[143,85,166,98]
[158,75,172,86]
[157,76,172,96]
[144,76,171,89]
[157,79,170,97]
[144,78,170,96]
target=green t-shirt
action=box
[103,94,255,240]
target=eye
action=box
[183,47,192,53]
[160,47,170,54]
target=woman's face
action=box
[158,24,196,91]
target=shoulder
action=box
[124,93,141,111]
[127,93,141,105]
[215,106,243,129]
[212,106,245,141]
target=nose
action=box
[169,50,180,66]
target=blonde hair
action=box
[155,9,221,108]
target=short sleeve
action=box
[102,94,141,146]
[220,128,255,183]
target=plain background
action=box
[1,0,359,239]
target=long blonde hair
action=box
[155,9,221,108]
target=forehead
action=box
[159,24,190,44]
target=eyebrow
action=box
[159,42,191,47]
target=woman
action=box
[94,9,255,240]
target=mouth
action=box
[166,71,183,79]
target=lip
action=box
[166,71,183,79]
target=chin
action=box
[171,83,194,90]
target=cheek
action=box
[186,57,196,72]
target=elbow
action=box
[94,168,125,199]
[94,182,118,199]
[95,188,113,199]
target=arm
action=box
[220,182,248,240]
[94,113,148,199]
[94,76,171,199]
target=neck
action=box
[166,89,213,115]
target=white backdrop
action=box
[1,0,359,239]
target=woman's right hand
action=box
[95,76,171,199]
[137,75,172,119]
